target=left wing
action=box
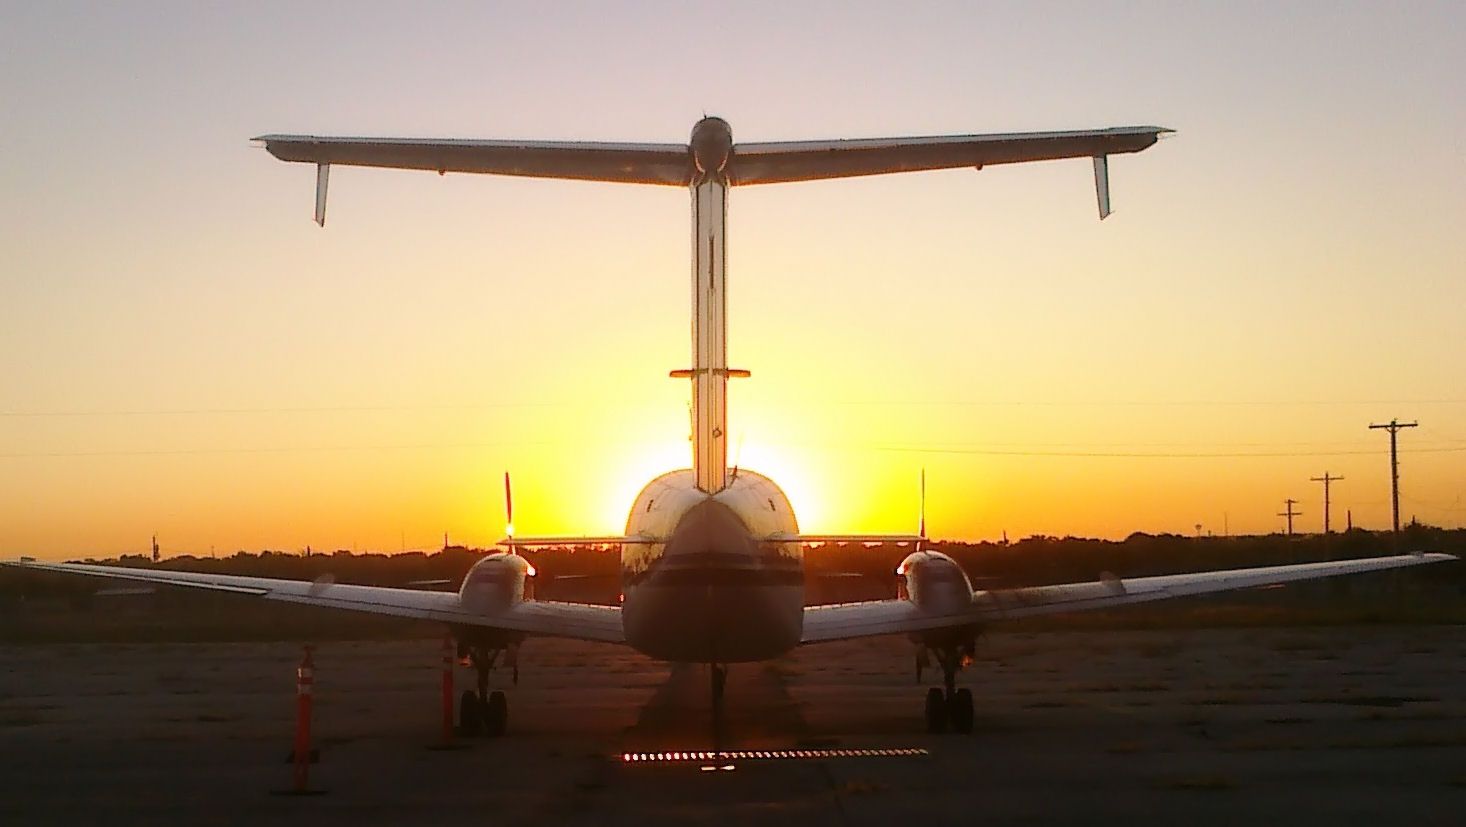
[3,560,624,644]
[254,135,692,185]
[801,552,1455,644]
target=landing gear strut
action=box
[918,634,976,735]
[456,634,519,738]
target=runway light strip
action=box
[620,747,928,764]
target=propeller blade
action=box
[504,472,514,538]
[918,468,927,551]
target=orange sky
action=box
[3,3,1464,558]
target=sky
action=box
[2,1,1464,558]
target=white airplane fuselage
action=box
[611,118,807,663]
[620,469,803,663]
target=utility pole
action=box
[1369,419,1418,533]
[1310,473,1343,534]
[1277,499,1301,536]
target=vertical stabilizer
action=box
[689,177,729,492]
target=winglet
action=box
[314,163,330,227]
[1092,155,1111,220]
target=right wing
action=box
[499,535,659,549]
[728,126,1170,185]
[3,560,624,644]
[801,552,1456,644]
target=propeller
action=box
[504,471,515,540]
[917,467,927,554]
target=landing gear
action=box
[455,632,520,738]
[917,632,977,735]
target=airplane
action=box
[5,117,1454,736]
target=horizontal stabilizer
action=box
[728,126,1170,185]
[254,135,692,186]
[254,127,1171,193]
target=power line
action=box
[1277,498,1301,536]
[1369,419,1418,534]
[8,439,1466,461]
[1310,472,1343,534]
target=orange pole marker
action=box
[293,645,315,792]
[426,634,468,752]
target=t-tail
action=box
[255,116,1172,496]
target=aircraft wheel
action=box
[459,689,483,737]
[948,688,974,734]
[485,690,508,737]
[924,687,948,733]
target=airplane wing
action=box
[2,560,624,644]
[800,552,1456,644]
[498,535,658,549]
[253,135,692,186]
[728,126,1170,185]
[767,534,924,546]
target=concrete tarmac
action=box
[2,627,1464,825]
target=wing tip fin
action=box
[1092,155,1111,220]
[314,163,329,227]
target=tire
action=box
[485,690,508,737]
[949,688,974,734]
[924,687,948,734]
[459,689,483,737]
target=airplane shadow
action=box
[620,661,810,753]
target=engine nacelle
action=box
[459,552,535,614]
[896,550,974,613]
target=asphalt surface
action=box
[2,627,1464,825]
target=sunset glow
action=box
[3,3,1464,559]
